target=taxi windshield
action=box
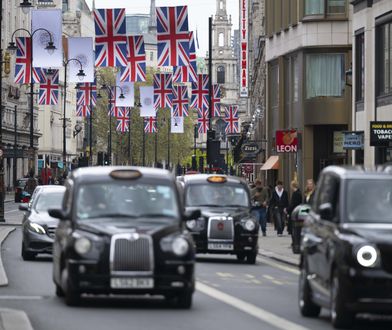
[346,179,392,223]
[185,184,249,207]
[76,183,179,221]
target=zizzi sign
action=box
[241,143,259,154]
[370,121,392,146]
[276,130,298,153]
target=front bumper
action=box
[23,230,54,254]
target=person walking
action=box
[304,179,316,205]
[269,180,289,236]
[24,170,37,196]
[251,180,269,236]
[287,181,302,235]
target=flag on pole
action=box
[115,72,134,107]
[154,73,173,109]
[68,37,95,83]
[116,108,130,132]
[140,86,156,117]
[120,35,146,82]
[76,105,91,117]
[172,85,188,117]
[32,9,63,68]
[77,82,97,106]
[224,105,240,134]
[94,8,127,67]
[173,31,197,83]
[197,108,209,134]
[171,116,184,133]
[191,74,209,110]
[156,6,189,66]
[144,116,157,133]
[38,69,59,105]
[14,37,42,84]
[212,84,221,117]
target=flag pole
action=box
[207,16,213,170]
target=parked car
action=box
[15,178,28,202]
[49,167,199,307]
[20,185,66,260]
[178,174,258,264]
[299,166,392,329]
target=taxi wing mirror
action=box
[319,203,333,221]
[48,208,66,220]
[184,209,201,221]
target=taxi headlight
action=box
[172,237,189,257]
[74,237,92,255]
[186,220,196,230]
[244,219,256,231]
[356,245,379,268]
[29,222,46,234]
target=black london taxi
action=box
[178,174,259,264]
[299,166,392,329]
[49,167,199,307]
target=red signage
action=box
[276,130,298,153]
[240,0,248,97]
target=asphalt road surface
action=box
[1,204,392,330]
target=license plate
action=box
[110,278,154,289]
[208,243,234,250]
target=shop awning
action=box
[260,156,279,170]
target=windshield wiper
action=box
[85,213,137,219]
[223,204,248,208]
[136,213,176,218]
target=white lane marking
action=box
[5,209,18,214]
[245,274,255,279]
[0,295,44,300]
[262,275,284,286]
[216,272,234,278]
[257,256,300,275]
[196,282,310,330]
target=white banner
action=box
[115,72,134,107]
[171,116,184,133]
[68,37,94,83]
[32,9,63,68]
[140,86,156,117]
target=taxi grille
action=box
[208,217,234,240]
[379,245,392,274]
[110,234,153,273]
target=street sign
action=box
[241,142,259,155]
[343,131,364,150]
[370,121,392,147]
[276,130,298,153]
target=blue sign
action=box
[343,132,364,150]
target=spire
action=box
[92,0,95,10]
[216,0,227,16]
[148,0,156,33]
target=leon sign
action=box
[276,130,298,153]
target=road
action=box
[1,203,392,330]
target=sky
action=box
[85,0,239,57]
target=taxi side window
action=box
[316,174,340,220]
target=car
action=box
[178,174,259,264]
[20,185,66,260]
[299,166,392,329]
[48,166,199,307]
[15,178,28,202]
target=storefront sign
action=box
[241,142,259,155]
[240,0,248,97]
[370,121,392,146]
[343,131,364,150]
[333,131,344,153]
[276,130,298,153]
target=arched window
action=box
[217,65,225,84]
[220,0,224,10]
[218,33,224,47]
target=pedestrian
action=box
[287,180,302,235]
[304,179,316,205]
[251,180,269,236]
[269,180,289,236]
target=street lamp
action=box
[7,27,56,175]
[62,58,86,169]
[19,0,34,14]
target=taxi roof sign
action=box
[207,176,227,183]
[110,169,142,180]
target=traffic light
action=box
[104,153,109,165]
[97,151,104,166]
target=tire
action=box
[236,253,246,262]
[177,290,193,309]
[61,268,81,306]
[55,284,64,297]
[21,242,36,261]
[298,260,321,317]
[246,252,257,264]
[330,269,354,329]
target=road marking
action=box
[262,275,284,286]
[251,279,262,285]
[196,282,310,330]
[216,272,234,278]
[4,209,18,214]
[0,295,45,300]
[257,256,300,275]
[245,274,255,279]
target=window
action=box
[220,0,223,10]
[305,0,324,15]
[306,53,345,99]
[377,21,392,95]
[150,51,153,62]
[62,0,68,12]
[217,65,225,84]
[327,0,345,14]
[270,63,279,109]
[304,0,345,16]
[355,32,364,102]
[219,33,224,47]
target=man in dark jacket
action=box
[287,181,302,235]
[269,180,289,236]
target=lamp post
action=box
[7,27,56,175]
[0,0,5,222]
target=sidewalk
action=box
[258,223,300,267]
[4,192,14,203]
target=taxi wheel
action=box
[177,290,193,309]
[298,261,321,317]
[55,284,64,297]
[331,269,354,329]
[62,268,81,306]
[21,242,36,261]
[246,252,257,264]
[236,253,246,262]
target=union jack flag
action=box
[77,82,97,106]
[38,69,59,105]
[116,108,130,132]
[172,85,188,117]
[191,74,209,111]
[197,108,209,134]
[144,116,157,133]
[76,105,91,117]
[120,36,146,82]
[224,105,240,134]
[173,31,197,83]
[156,6,189,66]
[94,8,127,67]
[14,37,42,84]
[212,84,221,117]
[154,74,173,109]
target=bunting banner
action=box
[171,116,184,133]
[77,82,97,106]
[94,8,127,67]
[173,31,197,83]
[140,86,156,117]
[115,72,134,107]
[144,116,157,133]
[191,74,209,111]
[38,69,59,105]
[14,37,42,84]
[197,108,209,134]
[212,84,221,117]
[76,105,91,117]
[154,73,173,109]
[116,108,130,132]
[32,9,63,68]
[224,105,240,134]
[120,35,146,82]
[172,85,188,117]
[68,37,94,83]
[156,6,189,66]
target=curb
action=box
[258,250,299,268]
[0,309,34,330]
[0,228,16,287]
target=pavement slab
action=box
[0,309,34,330]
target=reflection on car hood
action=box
[30,211,59,227]
[341,223,392,244]
[187,206,249,219]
